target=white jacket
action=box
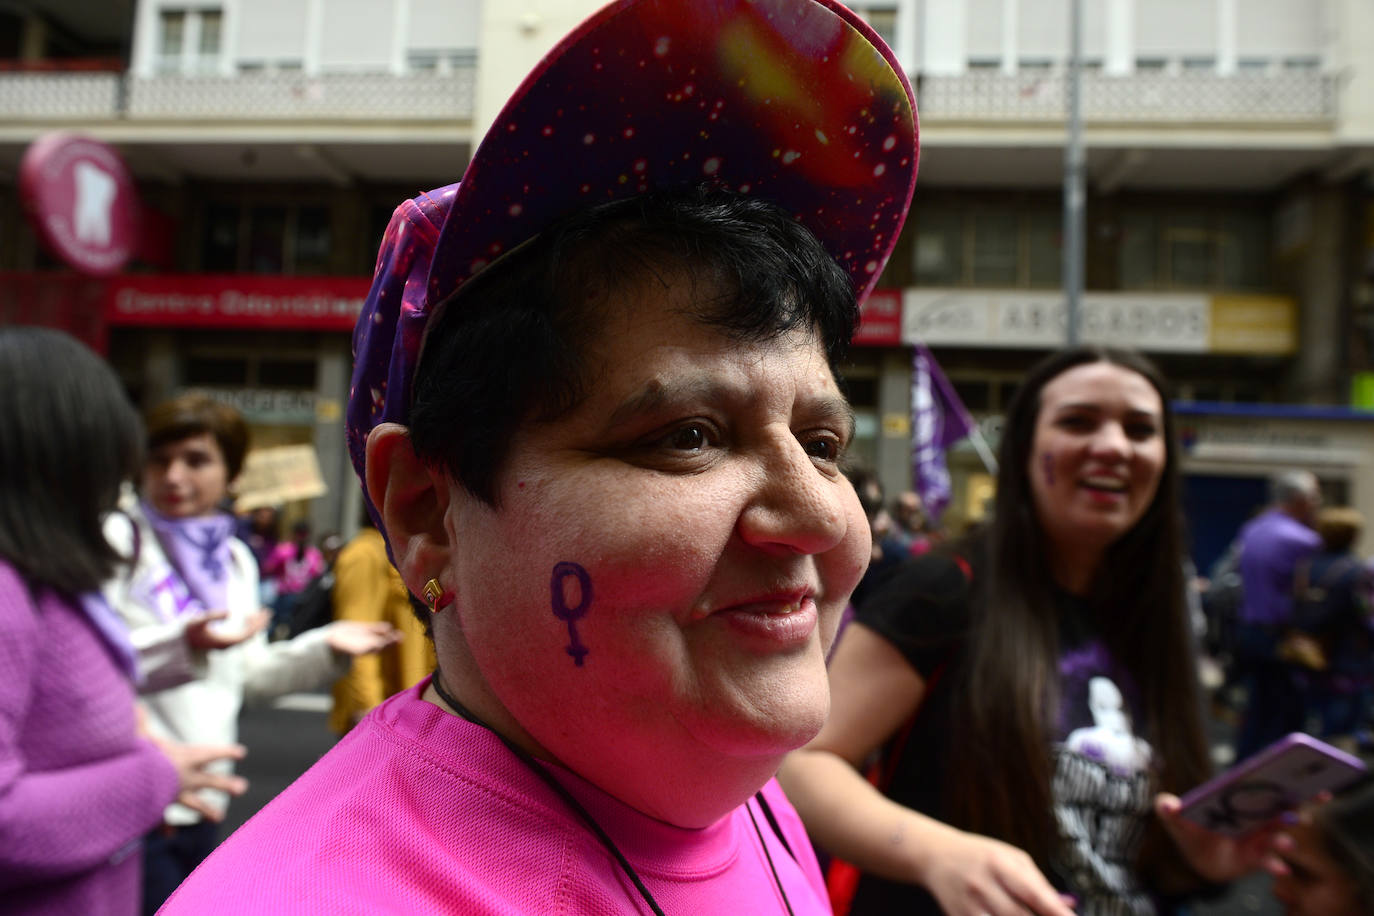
[103,504,348,825]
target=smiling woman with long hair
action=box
[781,346,1274,916]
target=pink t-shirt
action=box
[162,679,830,915]
[263,542,325,595]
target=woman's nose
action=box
[736,438,849,556]
[1088,421,1130,458]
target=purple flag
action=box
[911,343,977,520]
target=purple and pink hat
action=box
[347,0,919,513]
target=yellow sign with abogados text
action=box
[1208,294,1297,355]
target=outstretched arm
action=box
[779,622,1075,916]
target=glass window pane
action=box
[1165,213,1215,287]
[257,358,317,389]
[248,206,287,274]
[971,211,1018,286]
[293,206,331,274]
[1026,211,1062,288]
[184,356,248,386]
[160,11,185,56]
[1119,211,1157,289]
[1218,212,1269,289]
[202,204,240,271]
[914,210,964,286]
[199,10,222,55]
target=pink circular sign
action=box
[20,132,139,276]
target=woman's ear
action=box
[365,423,454,597]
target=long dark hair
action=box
[946,346,1212,879]
[0,328,144,595]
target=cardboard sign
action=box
[233,444,327,512]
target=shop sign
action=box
[853,289,902,346]
[19,133,139,276]
[903,290,1211,352]
[1178,419,1366,467]
[106,275,369,330]
[200,389,319,425]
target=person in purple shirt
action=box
[0,327,245,916]
[1233,469,1323,758]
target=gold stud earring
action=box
[422,578,447,614]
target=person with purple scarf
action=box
[0,328,247,916]
[101,393,402,913]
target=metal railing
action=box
[0,67,476,123]
[918,71,1338,124]
[0,72,123,119]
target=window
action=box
[1118,206,1269,290]
[156,7,222,75]
[968,57,1001,71]
[970,211,1019,286]
[847,4,898,51]
[913,206,1061,289]
[1282,56,1320,71]
[1182,57,1216,72]
[199,203,336,275]
[197,9,222,72]
[1135,57,1167,72]
[158,10,185,74]
[1237,57,1270,73]
[407,49,474,74]
[1019,57,1053,72]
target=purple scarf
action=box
[141,501,237,615]
[78,591,141,683]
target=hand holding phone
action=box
[1176,733,1366,837]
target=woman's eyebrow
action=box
[603,377,726,429]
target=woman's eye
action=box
[802,435,842,463]
[1056,415,1094,432]
[664,423,710,452]
[1126,423,1158,441]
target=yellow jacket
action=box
[329,527,435,733]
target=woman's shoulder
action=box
[855,541,980,650]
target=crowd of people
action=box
[3,1,1373,915]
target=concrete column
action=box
[877,348,915,499]
[303,0,323,75]
[1001,0,1017,74]
[390,0,409,75]
[1284,184,1349,402]
[311,334,354,537]
[1216,0,1236,74]
[1104,0,1132,74]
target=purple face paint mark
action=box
[1041,452,1056,487]
[550,561,592,667]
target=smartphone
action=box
[1176,733,1366,837]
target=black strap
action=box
[431,671,668,915]
[748,795,796,916]
[752,789,796,863]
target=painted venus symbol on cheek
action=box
[550,561,593,667]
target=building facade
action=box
[2,0,1372,563]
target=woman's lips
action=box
[715,596,818,649]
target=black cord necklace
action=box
[429,670,794,916]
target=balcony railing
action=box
[0,72,123,119]
[918,71,1337,125]
[0,67,476,123]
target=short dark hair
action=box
[0,327,143,595]
[145,393,250,481]
[410,186,857,505]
